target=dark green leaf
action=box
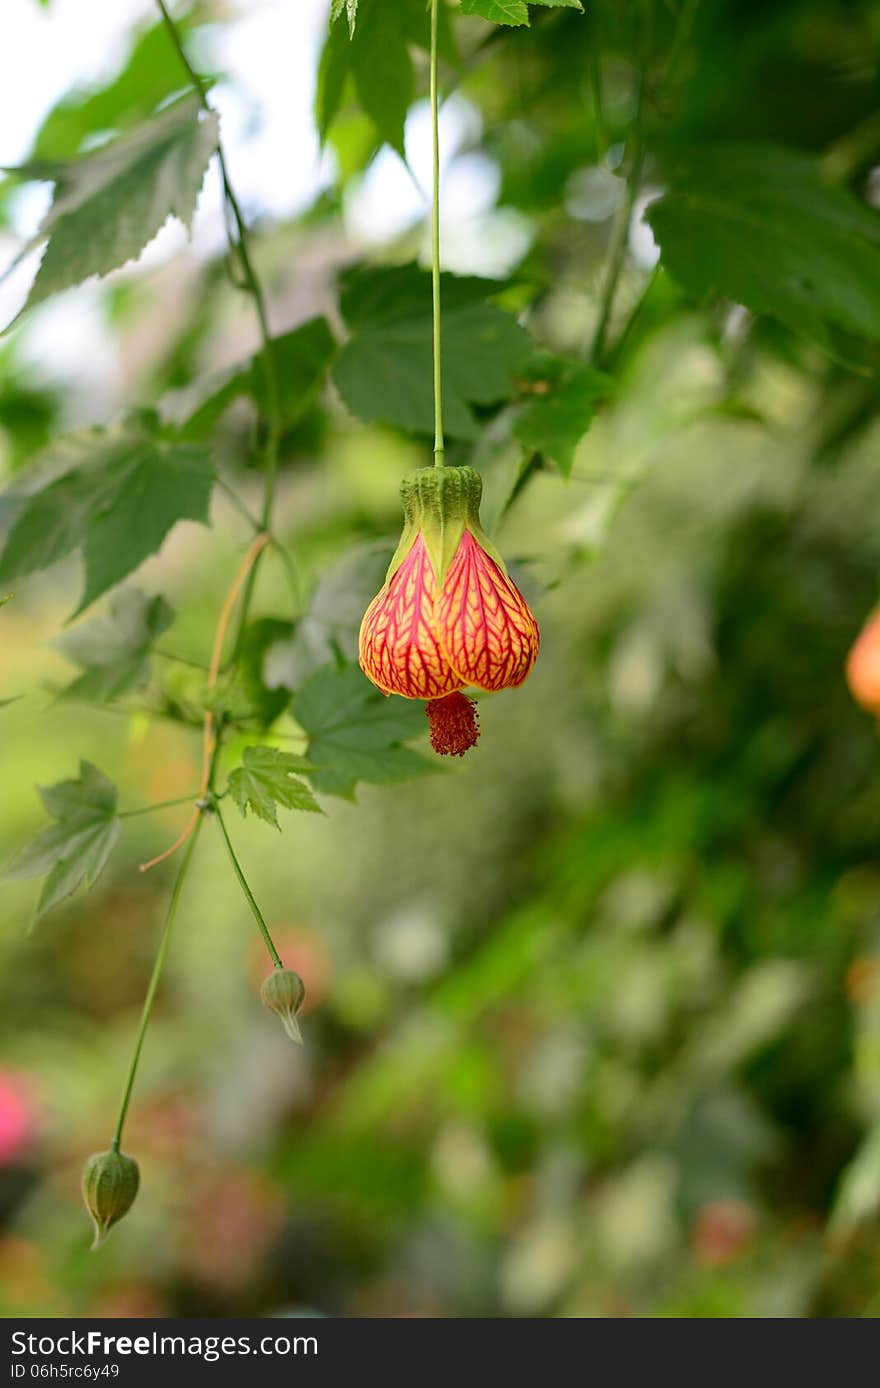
[267,542,392,689]
[5,761,120,921]
[227,746,322,828]
[318,0,412,155]
[3,94,218,325]
[53,589,173,702]
[237,618,295,726]
[0,422,214,616]
[334,264,530,438]
[180,317,336,440]
[647,145,880,349]
[514,358,614,476]
[292,662,432,799]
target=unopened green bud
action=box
[81,1148,140,1250]
[260,967,306,1044]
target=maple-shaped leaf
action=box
[5,761,120,921]
[2,93,218,325]
[0,421,214,616]
[333,263,530,439]
[514,356,614,476]
[227,746,322,829]
[292,662,432,799]
[53,589,174,701]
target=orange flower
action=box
[359,467,539,754]
[847,609,880,717]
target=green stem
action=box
[213,802,283,967]
[430,0,445,467]
[663,0,700,90]
[107,5,290,1156]
[589,1,652,367]
[215,475,263,533]
[153,649,211,672]
[589,2,607,166]
[589,130,645,367]
[155,0,283,635]
[119,794,200,819]
[111,818,203,1151]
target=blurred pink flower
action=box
[0,1072,36,1165]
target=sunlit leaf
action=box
[227,746,321,828]
[2,94,218,325]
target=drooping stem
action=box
[430,0,445,466]
[590,0,654,367]
[589,105,645,366]
[105,5,291,1160]
[155,0,283,620]
[213,802,283,968]
[111,819,203,1152]
[201,531,271,797]
[119,793,201,819]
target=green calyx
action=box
[387,466,506,587]
[81,1148,140,1250]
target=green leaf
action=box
[330,0,359,37]
[514,358,614,476]
[646,145,880,349]
[334,263,531,439]
[461,0,529,23]
[227,746,322,828]
[267,542,393,689]
[53,589,173,702]
[3,94,218,325]
[318,0,412,155]
[292,663,433,799]
[460,0,582,21]
[236,618,294,727]
[5,761,120,921]
[180,317,336,440]
[30,18,200,161]
[0,422,214,616]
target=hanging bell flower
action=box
[358,467,539,755]
[260,967,306,1044]
[81,1147,140,1250]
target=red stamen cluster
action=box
[426,692,480,757]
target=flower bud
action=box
[260,967,306,1044]
[81,1148,140,1250]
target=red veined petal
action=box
[435,531,539,692]
[359,534,464,699]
